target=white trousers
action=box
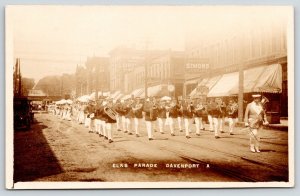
[212,117,222,136]
[194,117,203,134]
[116,115,121,130]
[78,111,85,124]
[146,121,153,139]
[101,120,106,136]
[157,118,166,133]
[89,119,95,131]
[184,118,193,136]
[85,116,90,128]
[95,119,101,134]
[249,128,260,149]
[134,118,142,135]
[208,115,213,131]
[219,118,224,132]
[66,111,72,121]
[227,117,237,133]
[125,118,132,133]
[177,117,183,131]
[106,123,113,140]
[121,116,126,132]
[168,118,176,134]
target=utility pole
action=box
[14,59,18,96]
[18,58,22,96]
[95,64,99,101]
[144,39,150,99]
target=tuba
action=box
[104,106,117,121]
[261,95,269,105]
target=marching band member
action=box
[119,99,127,133]
[94,100,103,136]
[103,98,117,143]
[244,94,269,153]
[193,98,206,136]
[89,101,96,133]
[182,97,194,139]
[78,103,86,124]
[132,97,144,137]
[113,99,122,132]
[84,100,94,132]
[143,97,158,140]
[207,99,214,132]
[207,98,223,139]
[101,100,108,139]
[166,98,178,136]
[65,103,72,121]
[218,99,226,133]
[226,98,238,135]
[124,98,134,135]
[177,99,184,132]
[157,100,167,134]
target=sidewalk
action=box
[265,119,288,131]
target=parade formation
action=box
[53,93,269,153]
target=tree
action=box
[35,74,76,97]
[21,78,35,96]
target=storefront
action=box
[188,63,285,121]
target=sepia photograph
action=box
[5,5,294,189]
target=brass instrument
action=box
[104,106,118,121]
[228,102,238,115]
[132,102,143,114]
[150,102,158,119]
[216,98,224,113]
[261,95,269,106]
[195,103,204,111]
[165,101,176,112]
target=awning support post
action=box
[238,66,244,122]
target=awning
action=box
[110,91,121,99]
[190,64,282,97]
[114,93,124,100]
[189,75,222,97]
[185,78,200,85]
[229,64,282,94]
[207,72,239,97]
[122,88,144,100]
[131,88,144,98]
[140,84,174,98]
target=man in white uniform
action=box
[244,94,269,152]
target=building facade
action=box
[75,56,110,97]
[185,18,288,117]
[109,47,186,97]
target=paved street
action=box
[14,113,289,182]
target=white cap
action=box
[252,94,261,98]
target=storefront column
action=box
[183,83,186,98]
[238,67,244,122]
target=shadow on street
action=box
[14,121,63,182]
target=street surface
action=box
[14,113,289,182]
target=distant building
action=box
[75,56,109,97]
[109,47,148,93]
[109,47,186,98]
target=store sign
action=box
[185,58,210,73]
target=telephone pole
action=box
[144,39,150,99]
